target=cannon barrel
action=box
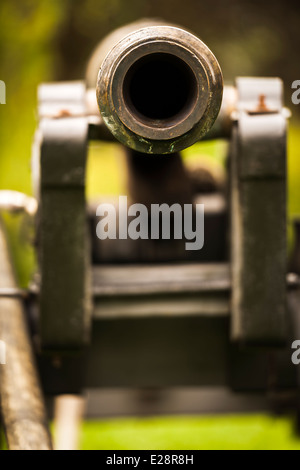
[94,22,223,154]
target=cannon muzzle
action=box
[94,22,223,154]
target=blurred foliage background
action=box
[1,0,300,450]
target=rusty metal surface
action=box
[96,22,223,153]
[86,18,166,88]
[204,85,237,140]
[0,219,52,450]
[37,78,234,143]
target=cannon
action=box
[0,20,299,450]
[94,21,223,153]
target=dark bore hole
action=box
[123,52,197,122]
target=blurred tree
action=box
[53,0,300,102]
[0,0,67,191]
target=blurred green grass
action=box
[69,414,300,450]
